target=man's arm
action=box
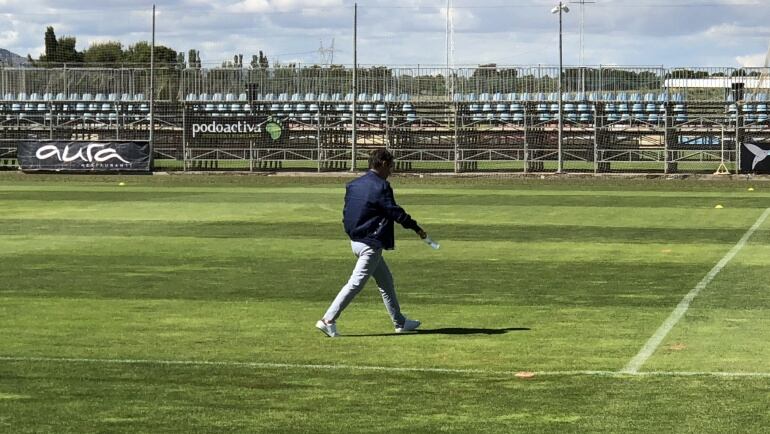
[379,183,425,238]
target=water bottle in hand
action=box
[424,235,440,250]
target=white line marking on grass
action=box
[2,356,770,378]
[621,207,770,375]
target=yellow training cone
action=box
[714,204,724,209]
[748,187,755,191]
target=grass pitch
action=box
[1,172,770,433]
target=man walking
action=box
[316,148,426,337]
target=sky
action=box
[1,0,770,68]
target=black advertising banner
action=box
[18,141,151,172]
[184,108,288,146]
[741,142,770,174]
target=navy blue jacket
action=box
[342,171,422,250]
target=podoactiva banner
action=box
[184,110,288,147]
[740,141,770,174]
[18,141,151,172]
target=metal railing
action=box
[0,99,762,174]
[2,65,769,103]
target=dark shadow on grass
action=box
[344,327,529,337]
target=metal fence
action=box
[3,65,769,102]
[2,64,770,174]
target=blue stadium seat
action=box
[549,102,559,113]
[563,101,575,114]
[756,99,768,123]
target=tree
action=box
[44,26,57,61]
[123,41,177,64]
[188,49,201,68]
[83,41,123,65]
[36,27,83,64]
[54,36,83,63]
[258,50,269,69]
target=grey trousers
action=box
[323,241,406,326]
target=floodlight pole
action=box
[351,3,358,172]
[149,4,156,170]
[556,2,566,173]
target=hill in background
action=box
[0,48,30,66]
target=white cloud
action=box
[0,30,19,47]
[704,23,770,38]
[736,53,767,67]
[228,0,270,13]
[228,0,343,13]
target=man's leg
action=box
[322,242,382,323]
[371,257,406,327]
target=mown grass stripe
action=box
[621,207,770,374]
[3,356,770,378]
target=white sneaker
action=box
[395,318,421,333]
[316,320,338,337]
